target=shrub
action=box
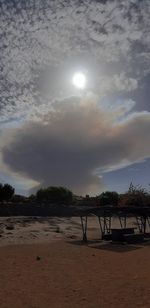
[36,186,73,204]
[0,183,15,201]
[98,191,118,206]
[119,182,149,207]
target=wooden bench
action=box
[144,233,150,238]
[124,233,144,243]
[111,228,135,242]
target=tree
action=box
[99,191,119,206]
[0,184,3,201]
[28,194,37,202]
[36,186,73,204]
[119,182,149,207]
[0,183,15,201]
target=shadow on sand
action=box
[67,239,143,253]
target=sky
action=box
[0,0,150,196]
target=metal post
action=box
[98,216,111,239]
[147,217,150,228]
[119,215,127,229]
[143,216,146,234]
[136,216,146,233]
[80,216,88,242]
[98,216,103,238]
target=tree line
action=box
[98,184,150,207]
[0,182,150,206]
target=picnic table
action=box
[111,228,135,242]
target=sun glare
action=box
[72,72,86,89]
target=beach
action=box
[0,217,150,307]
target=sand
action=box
[0,216,83,246]
[0,217,150,307]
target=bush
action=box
[119,183,149,207]
[0,183,15,201]
[98,191,119,206]
[36,186,73,204]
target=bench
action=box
[144,233,150,239]
[124,233,144,243]
[111,228,135,242]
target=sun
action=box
[72,72,86,89]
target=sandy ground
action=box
[0,216,83,246]
[0,215,148,246]
[0,240,150,308]
[0,217,149,307]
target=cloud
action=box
[98,72,138,96]
[1,95,150,195]
[0,1,150,194]
[0,0,150,122]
